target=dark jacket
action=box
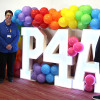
[94,36,100,62]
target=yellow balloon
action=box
[65,11,75,21]
[69,5,78,13]
[68,19,77,29]
[18,37,22,49]
[61,8,69,17]
[58,17,68,27]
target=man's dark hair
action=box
[5,10,13,16]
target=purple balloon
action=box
[18,13,25,22]
[24,22,31,27]
[22,6,32,16]
[32,63,40,70]
[25,16,32,24]
[34,65,41,75]
[31,72,37,80]
[37,74,46,83]
[32,7,38,9]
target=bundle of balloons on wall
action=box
[12,5,100,30]
[31,63,59,83]
[68,36,84,57]
[84,74,96,92]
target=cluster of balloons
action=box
[12,5,100,30]
[59,5,78,29]
[75,5,92,29]
[31,7,61,30]
[90,9,100,29]
[31,63,59,83]
[12,6,33,27]
[14,49,22,77]
[84,74,96,92]
[67,36,84,57]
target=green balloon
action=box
[79,5,85,12]
[78,21,87,30]
[82,5,93,14]
[81,14,91,25]
[75,11,83,21]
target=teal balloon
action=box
[46,74,54,83]
[91,9,100,18]
[16,19,23,26]
[14,9,22,18]
[75,11,83,21]
[78,21,87,30]
[12,15,17,23]
[90,18,100,29]
[81,14,91,25]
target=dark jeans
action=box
[0,52,16,79]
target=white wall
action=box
[0,0,100,22]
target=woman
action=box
[0,10,20,83]
[93,37,100,100]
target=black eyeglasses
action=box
[6,15,13,17]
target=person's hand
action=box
[6,44,12,50]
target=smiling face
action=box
[5,12,13,22]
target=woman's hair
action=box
[5,10,13,16]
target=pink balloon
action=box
[67,47,77,57]
[73,42,84,53]
[84,84,94,92]
[68,36,79,47]
[85,74,96,85]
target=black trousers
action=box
[0,52,16,79]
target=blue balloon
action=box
[16,18,23,26]
[46,73,54,83]
[98,13,100,21]
[90,18,100,29]
[41,64,50,74]
[91,9,100,18]
[11,15,17,23]
[14,9,22,18]
[51,65,59,75]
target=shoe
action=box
[93,95,100,100]
[8,78,13,82]
[0,79,4,83]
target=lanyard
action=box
[5,24,12,34]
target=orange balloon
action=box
[52,12,61,21]
[49,8,57,15]
[43,14,52,24]
[49,21,60,30]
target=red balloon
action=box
[40,22,48,29]
[40,7,49,15]
[85,74,96,85]
[73,42,84,53]
[84,84,94,92]
[14,70,20,78]
[68,36,79,47]
[14,60,21,70]
[31,9,40,18]
[67,47,77,57]
[32,20,40,27]
[16,49,22,57]
[34,14,43,24]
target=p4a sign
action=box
[20,27,100,93]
